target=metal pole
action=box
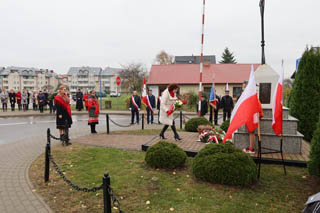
[260,0,266,64]
[45,128,51,182]
[142,113,144,130]
[198,0,206,117]
[106,114,110,134]
[103,171,112,213]
[180,111,183,129]
[100,68,103,110]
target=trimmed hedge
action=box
[220,119,230,132]
[308,114,320,176]
[185,117,213,132]
[192,144,257,186]
[145,141,187,169]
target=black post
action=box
[103,171,112,213]
[106,114,110,135]
[259,0,266,64]
[180,111,183,129]
[142,113,144,130]
[45,128,51,182]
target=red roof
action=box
[147,64,260,85]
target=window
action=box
[233,87,242,98]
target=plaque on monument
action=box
[259,83,271,104]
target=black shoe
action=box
[174,136,182,141]
[160,134,167,140]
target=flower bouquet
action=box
[167,99,187,116]
[198,128,227,144]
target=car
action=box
[110,92,120,97]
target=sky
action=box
[0,0,319,78]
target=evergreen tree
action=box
[289,47,320,141]
[219,47,237,64]
[308,114,320,176]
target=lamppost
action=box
[260,0,266,65]
[99,68,103,110]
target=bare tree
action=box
[119,63,147,93]
[155,50,174,65]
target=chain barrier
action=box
[108,187,124,213]
[182,114,191,120]
[173,114,180,121]
[108,116,135,128]
[49,133,61,141]
[49,155,103,192]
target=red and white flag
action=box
[223,65,261,143]
[272,62,284,136]
[141,78,154,113]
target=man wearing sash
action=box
[129,90,141,125]
[146,89,156,124]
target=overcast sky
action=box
[0,0,319,78]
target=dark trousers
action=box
[23,104,27,111]
[10,103,15,111]
[39,105,44,113]
[49,104,54,113]
[18,104,22,111]
[131,109,139,124]
[160,121,179,138]
[223,110,231,121]
[90,124,97,133]
[2,103,7,112]
[146,108,154,124]
[214,110,218,125]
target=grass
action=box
[30,144,320,213]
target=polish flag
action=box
[142,78,154,113]
[272,62,284,136]
[223,65,261,143]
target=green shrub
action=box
[289,47,320,141]
[308,114,320,176]
[220,119,230,132]
[145,141,187,169]
[192,144,257,186]
[185,117,213,132]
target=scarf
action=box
[54,94,71,117]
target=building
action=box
[67,66,122,94]
[147,64,260,98]
[174,55,216,65]
[0,66,60,91]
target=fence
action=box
[45,128,123,213]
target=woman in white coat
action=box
[159,84,182,141]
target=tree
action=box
[155,50,174,65]
[219,47,237,64]
[308,114,320,176]
[283,78,293,107]
[119,63,147,93]
[289,47,320,141]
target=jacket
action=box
[159,89,177,126]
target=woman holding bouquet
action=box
[159,84,182,141]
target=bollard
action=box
[106,114,110,134]
[142,113,144,130]
[45,128,51,182]
[180,111,183,129]
[103,172,112,213]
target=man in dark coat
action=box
[129,90,141,125]
[37,91,46,113]
[220,90,234,121]
[75,89,84,111]
[146,89,156,124]
[209,94,221,125]
[9,89,16,111]
[197,96,208,116]
[26,90,30,110]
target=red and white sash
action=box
[146,96,154,113]
[131,96,139,110]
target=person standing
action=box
[21,89,28,112]
[48,90,55,113]
[87,90,99,133]
[54,85,72,145]
[129,90,141,125]
[209,92,221,125]
[26,90,30,111]
[0,89,8,112]
[32,91,38,111]
[197,96,208,116]
[37,91,46,113]
[9,89,16,111]
[76,89,84,111]
[83,91,89,111]
[157,92,162,124]
[220,90,234,121]
[146,89,156,124]
[159,84,182,141]
[16,90,22,111]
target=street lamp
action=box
[99,68,103,110]
[260,0,266,65]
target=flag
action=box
[209,83,217,108]
[272,62,284,136]
[223,65,261,143]
[226,82,229,91]
[141,78,154,113]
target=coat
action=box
[21,92,28,105]
[159,88,177,126]
[129,95,141,111]
[221,95,234,112]
[9,92,16,104]
[37,93,46,106]
[0,91,8,103]
[16,92,21,104]
[88,95,99,124]
[55,94,72,129]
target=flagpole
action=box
[198,0,206,117]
